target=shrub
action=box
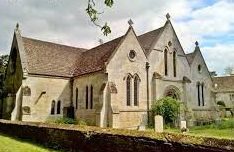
[151,97,180,125]
[217,101,226,107]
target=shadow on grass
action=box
[0,133,64,152]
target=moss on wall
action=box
[0,120,232,152]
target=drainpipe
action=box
[146,62,150,126]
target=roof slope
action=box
[22,37,86,77]
[138,27,163,55]
[72,36,123,76]
[20,25,164,78]
[213,76,234,92]
[185,52,196,65]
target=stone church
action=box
[2,15,219,129]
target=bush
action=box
[151,97,180,125]
[217,101,226,107]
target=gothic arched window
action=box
[57,100,61,114]
[201,83,205,106]
[173,51,176,77]
[75,88,78,109]
[86,86,89,109]
[126,75,131,106]
[134,75,140,106]
[164,49,168,76]
[197,82,201,106]
[90,85,93,109]
[51,100,55,115]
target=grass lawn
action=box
[0,133,59,152]
[165,118,234,139]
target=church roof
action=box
[213,76,234,92]
[19,26,164,77]
[138,27,164,55]
[72,36,123,76]
[22,37,87,77]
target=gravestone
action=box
[154,115,163,133]
[180,120,187,129]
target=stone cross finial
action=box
[16,22,19,30]
[166,13,170,20]
[195,41,199,47]
[128,19,134,26]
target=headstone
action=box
[138,124,145,131]
[138,114,147,131]
[180,120,187,129]
[154,115,163,133]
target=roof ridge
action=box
[88,36,123,51]
[22,36,87,51]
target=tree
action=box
[86,0,114,36]
[0,55,9,98]
[224,66,233,75]
[151,97,180,126]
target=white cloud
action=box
[202,43,234,75]
[0,0,233,75]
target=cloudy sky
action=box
[0,0,233,75]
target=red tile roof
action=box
[72,36,123,76]
[138,27,163,55]
[21,26,164,77]
[22,37,86,77]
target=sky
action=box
[0,0,233,75]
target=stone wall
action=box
[73,72,107,126]
[0,120,232,152]
[106,28,148,129]
[20,76,71,122]
[216,92,234,108]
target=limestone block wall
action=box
[73,72,107,125]
[21,76,71,122]
[189,51,217,121]
[106,29,148,128]
[215,92,234,108]
[147,21,191,109]
[148,21,190,83]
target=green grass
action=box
[165,118,234,139]
[0,133,59,152]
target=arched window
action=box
[164,49,168,76]
[51,100,55,115]
[173,51,176,77]
[126,75,131,106]
[57,100,61,114]
[90,85,93,109]
[197,82,201,106]
[134,75,140,106]
[201,83,205,106]
[75,88,78,109]
[86,86,89,109]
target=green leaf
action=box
[104,0,114,7]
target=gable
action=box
[191,47,212,81]
[4,34,23,93]
[106,27,148,74]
